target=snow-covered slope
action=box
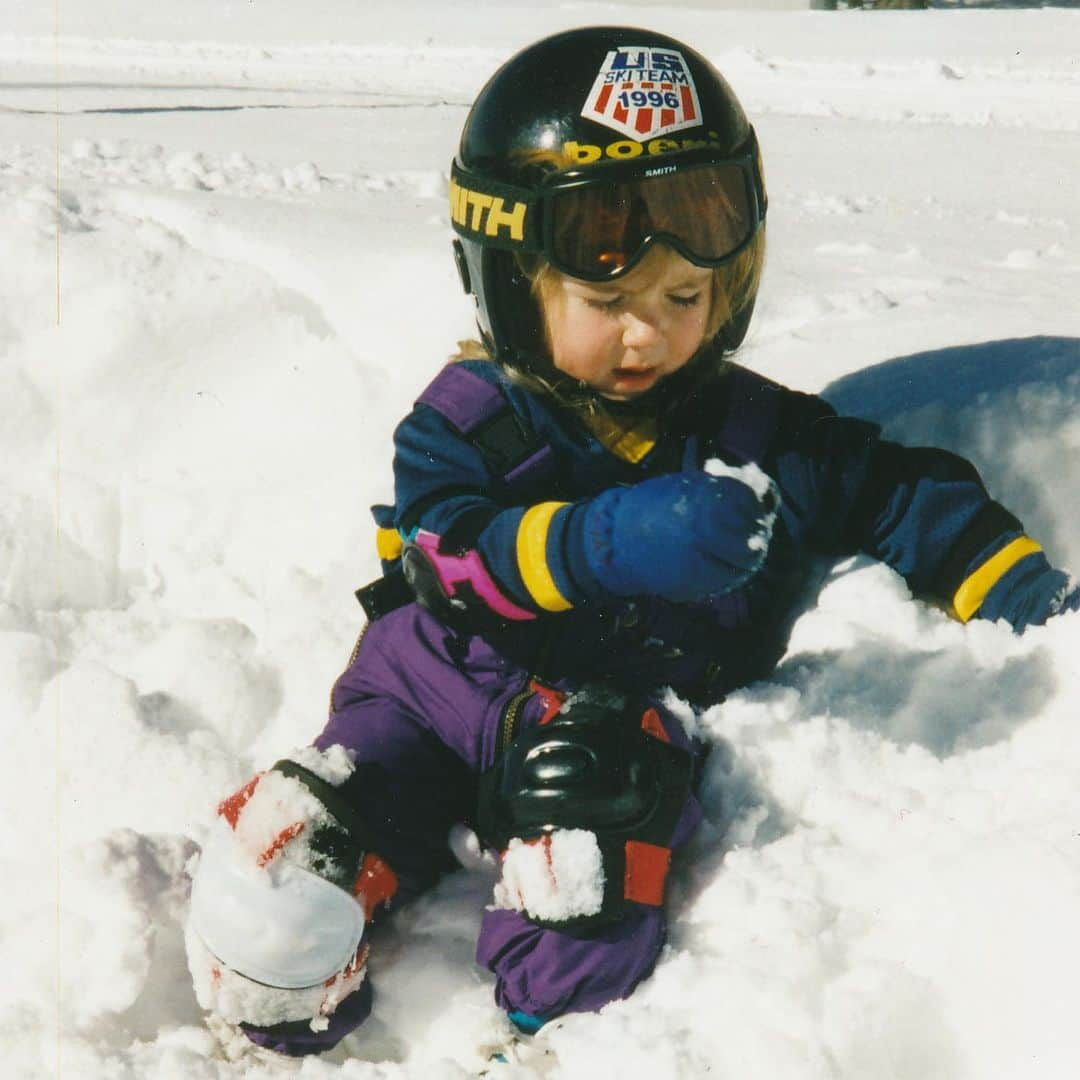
[3,4,1079,1077]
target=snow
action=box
[493,832,607,923]
[703,459,779,552]
[3,1,1080,1076]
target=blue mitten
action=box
[978,552,1078,632]
[567,470,778,604]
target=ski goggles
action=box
[449,132,766,282]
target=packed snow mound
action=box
[3,4,1080,1078]
[825,336,1080,570]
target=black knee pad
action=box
[477,692,693,929]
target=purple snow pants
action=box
[259,604,702,1052]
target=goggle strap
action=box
[449,163,542,251]
[449,131,766,263]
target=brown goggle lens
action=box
[550,163,753,278]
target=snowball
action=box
[703,458,779,553]
[448,823,498,872]
[290,742,355,785]
[704,457,775,501]
[493,830,605,922]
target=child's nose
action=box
[621,311,661,350]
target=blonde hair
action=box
[454,225,764,360]
[531,229,765,347]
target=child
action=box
[185,26,1077,1058]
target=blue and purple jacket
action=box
[373,357,1043,708]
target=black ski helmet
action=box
[450,26,767,370]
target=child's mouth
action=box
[613,367,658,389]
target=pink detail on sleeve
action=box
[414,531,537,622]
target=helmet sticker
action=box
[581,46,703,141]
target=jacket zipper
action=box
[497,684,533,760]
[495,628,561,759]
[328,621,372,716]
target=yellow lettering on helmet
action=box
[647,138,680,156]
[466,190,494,231]
[449,179,528,241]
[564,140,602,164]
[449,178,467,227]
[484,197,527,242]
[558,135,728,171]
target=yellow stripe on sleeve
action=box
[516,502,573,612]
[376,527,404,562]
[952,536,1042,622]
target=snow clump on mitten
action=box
[493,829,606,923]
[704,458,780,553]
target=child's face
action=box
[539,248,713,402]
